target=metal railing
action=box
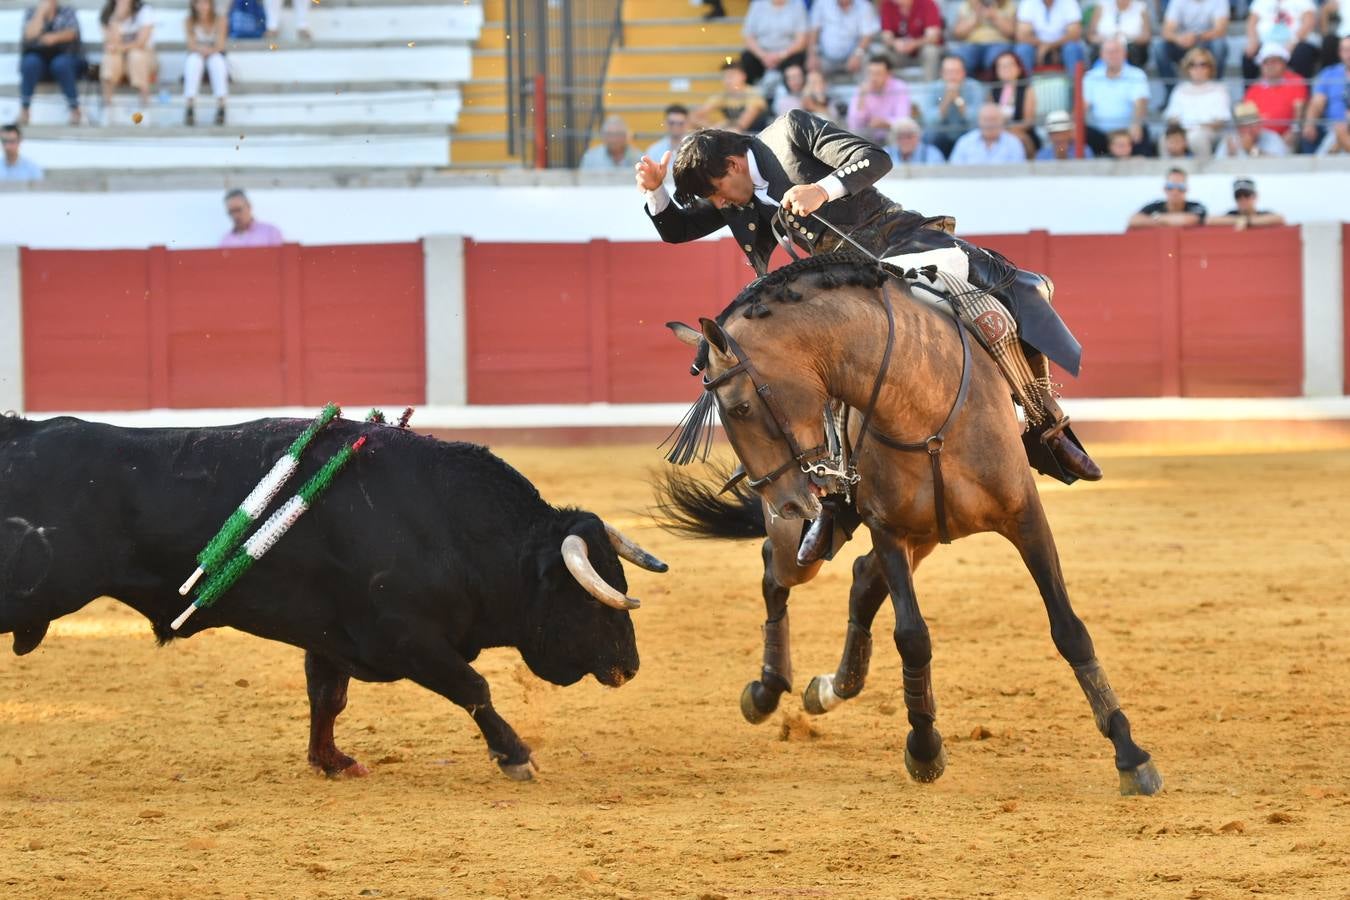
[504,0,624,168]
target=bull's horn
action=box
[561,535,640,611]
[604,524,669,573]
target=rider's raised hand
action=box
[635,151,671,192]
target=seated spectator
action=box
[772,63,808,115]
[221,189,283,247]
[1243,0,1318,80]
[799,68,839,120]
[1216,100,1289,156]
[1014,0,1087,74]
[645,104,691,161]
[1321,1,1350,69]
[1208,177,1287,228]
[1301,36,1350,153]
[19,0,83,126]
[1107,127,1135,157]
[1160,121,1193,157]
[580,115,642,170]
[265,0,310,41]
[183,0,228,126]
[1162,47,1231,157]
[99,0,158,124]
[919,54,986,157]
[1036,109,1093,158]
[950,0,1017,78]
[1087,0,1151,70]
[949,103,1028,163]
[1156,0,1229,89]
[1,123,44,182]
[1085,38,1150,156]
[1128,167,1206,227]
[807,0,880,79]
[740,0,810,86]
[847,55,912,144]
[1082,37,1151,155]
[887,116,946,162]
[989,50,1039,156]
[1243,43,1306,149]
[877,0,943,81]
[694,61,771,133]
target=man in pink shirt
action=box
[220,189,284,248]
[847,55,913,144]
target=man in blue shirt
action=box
[1082,37,1152,155]
[949,102,1029,163]
[1035,110,1094,158]
[1,124,44,182]
[1300,35,1349,153]
[918,54,987,157]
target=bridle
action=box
[704,205,975,543]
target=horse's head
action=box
[670,318,829,521]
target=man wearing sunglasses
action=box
[1127,167,1207,227]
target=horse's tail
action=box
[652,465,766,540]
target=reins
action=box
[701,204,975,544]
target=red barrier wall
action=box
[465,228,1305,403]
[21,243,425,411]
[1344,224,1350,396]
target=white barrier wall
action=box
[2,170,1348,250]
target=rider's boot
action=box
[1038,392,1102,482]
[796,496,864,566]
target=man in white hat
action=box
[1035,110,1094,159]
[1242,42,1308,150]
[1217,100,1290,156]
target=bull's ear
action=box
[666,321,702,347]
[698,318,738,371]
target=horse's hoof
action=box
[1118,759,1163,796]
[802,674,847,716]
[498,756,539,782]
[740,681,778,724]
[904,744,947,783]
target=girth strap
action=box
[864,299,974,544]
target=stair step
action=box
[607,46,739,75]
[477,24,509,50]
[451,134,515,164]
[621,0,749,20]
[472,52,507,79]
[455,107,510,133]
[621,20,742,46]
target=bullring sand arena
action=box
[1,435,1348,899]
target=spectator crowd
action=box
[586,0,1350,168]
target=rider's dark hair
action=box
[673,128,754,206]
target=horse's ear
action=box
[666,321,702,347]
[698,318,738,372]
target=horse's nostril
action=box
[781,502,801,518]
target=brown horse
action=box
[658,253,1162,796]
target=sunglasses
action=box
[1187,61,1212,69]
[1164,182,1187,191]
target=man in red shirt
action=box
[878,0,944,80]
[1244,42,1308,148]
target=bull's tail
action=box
[652,465,766,540]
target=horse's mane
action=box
[715,252,890,326]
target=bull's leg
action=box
[741,536,794,724]
[1004,494,1162,796]
[304,651,368,778]
[870,531,946,783]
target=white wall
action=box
[2,170,1347,250]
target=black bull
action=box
[0,414,663,781]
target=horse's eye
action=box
[729,402,752,419]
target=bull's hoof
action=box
[1118,759,1164,796]
[498,756,539,782]
[740,681,780,725]
[337,761,369,778]
[802,674,847,716]
[310,753,368,779]
[903,744,947,784]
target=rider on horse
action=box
[635,109,1100,557]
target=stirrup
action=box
[1022,416,1085,485]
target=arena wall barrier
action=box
[19,243,424,412]
[7,226,1343,412]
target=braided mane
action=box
[716,252,890,324]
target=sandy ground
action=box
[2,438,1349,899]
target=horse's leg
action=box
[741,533,795,724]
[870,531,947,783]
[1004,494,1162,796]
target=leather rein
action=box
[702,205,974,544]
